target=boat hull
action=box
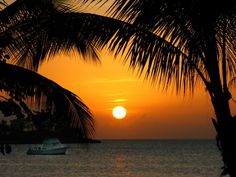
[27,147,68,155]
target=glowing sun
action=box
[112,106,127,119]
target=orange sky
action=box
[6,0,236,139]
[38,51,220,139]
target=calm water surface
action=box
[0,140,223,177]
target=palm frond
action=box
[0,0,80,31]
[0,9,141,70]
[1,13,100,70]
[3,0,236,94]
[1,9,205,93]
[0,62,94,138]
[104,0,236,93]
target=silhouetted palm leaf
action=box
[0,62,94,138]
[0,0,111,69]
[1,1,197,95]
[3,1,236,93]
[3,0,235,94]
[100,0,236,94]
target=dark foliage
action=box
[0,62,94,139]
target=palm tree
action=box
[0,0,94,141]
[1,0,236,175]
[103,0,236,176]
[0,61,94,138]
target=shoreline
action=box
[0,135,101,144]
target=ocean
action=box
[0,140,223,177]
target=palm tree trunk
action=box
[204,33,236,176]
[211,95,236,176]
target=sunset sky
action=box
[38,51,224,140]
[5,0,236,140]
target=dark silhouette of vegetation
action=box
[102,1,236,176]
[0,0,117,150]
[0,117,100,145]
[0,60,94,140]
[1,0,235,175]
[0,0,95,151]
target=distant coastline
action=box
[0,133,101,144]
[99,138,214,141]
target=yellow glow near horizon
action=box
[112,106,127,119]
[38,52,218,139]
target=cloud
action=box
[109,98,128,103]
[83,78,137,85]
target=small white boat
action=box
[27,138,68,155]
